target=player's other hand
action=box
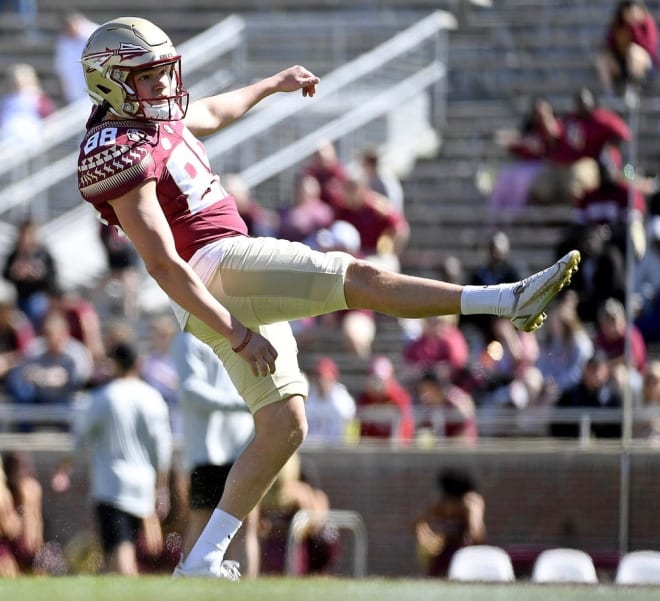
[235,329,279,377]
[277,65,320,97]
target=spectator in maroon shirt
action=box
[596,0,658,95]
[0,291,34,393]
[552,88,630,165]
[594,297,647,403]
[489,97,562,220]
[499,98,562,161]
[278,174,334,243]
[357,355,415,443]
[595,297,647,373]
[301,139,348,211]
[413,370,478,446]
[529,88,630,207]
[574,175,646,227]
[403,315,469,383]
[414,468,486,577]
[335,173,410,272]
[574,174,647,259]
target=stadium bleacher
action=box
[2,0,660,580]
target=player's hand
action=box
[234,328,278,377]
[276,65,320,97]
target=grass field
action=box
[3,577,660,601]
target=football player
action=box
[77,17,580,579]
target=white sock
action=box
[182,508,242,569]
[460,284,517,317]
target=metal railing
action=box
[3,399,653,449]
[285,509,368,577]
[206,10,456,208]
[351,405,654,448]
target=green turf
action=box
[3,577,660,601]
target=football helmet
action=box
[81,17,189,121]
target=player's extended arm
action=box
[109,181,278,377]
[184,65,320,137]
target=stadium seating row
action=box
[447,545,660,585]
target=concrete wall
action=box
[16,442,660,579]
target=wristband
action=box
[232,328,253,353]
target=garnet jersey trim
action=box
[78,120,159,202]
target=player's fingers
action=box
[246,358,259,378]
[267,354,277,374]
[259,357,271,377]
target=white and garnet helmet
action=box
[81,16,189,120]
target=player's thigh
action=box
[210,236,351,325]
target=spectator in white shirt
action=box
[304,357,356,445]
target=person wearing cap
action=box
[303,357,356,445]
[356,355,415,443]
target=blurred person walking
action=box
[51,342,172,575]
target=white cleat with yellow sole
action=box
[172,556,241,580]
[509,250,581,332]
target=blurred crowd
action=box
[1,0,660,579]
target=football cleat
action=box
[172,556,241,580]
[509,250,581,332]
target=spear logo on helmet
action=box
[85,43,149,68]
